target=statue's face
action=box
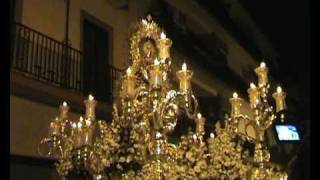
[140,39,157,62]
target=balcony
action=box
[10,22,123,118]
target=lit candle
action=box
[192,134,197,141]
[59,101,69,119]
[85,118,91,127]
[149,59,162,88]
[272,86,287,112]
[83,128,93,146]
[229,92,243,117]
[123,67,136,98]
[247,83,261,108]
[89,94,94,101]
[75,117,83,147]
[156,32,172,59]
[84,94,97,120]
[254,62,269,87]
[71,122,77,136]
[196,113,205,135]
[210,133,215,138]
[176,62,193,92]
[49,117,60,136]
[142,19,148,25]
[160,32,166,39]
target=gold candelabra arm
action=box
[183,94,199,120]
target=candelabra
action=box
[38,16,289,180]
[223,62,288,180]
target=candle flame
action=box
[85,119,91,127]
[126,67,132,76]
[142,19,147,25]
[89,94,94,101]
[156,132,162,138]
[250,83,256,89]
[62,101,68,107]
[197,113,202,119]
[72,122,77,129]
[182,62,187,71]
[277,86,282,93]
[233,92,238,98]
[80,116,84,122]
[260,62,266,68]
[160,32,166,39]
[77,121,82,129]
[154,58,160,66]
[210,133,215,138]
[192,134,197,140]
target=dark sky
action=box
[238,2,310,178]
[239,0,310,90]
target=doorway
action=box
[82,12,112,102]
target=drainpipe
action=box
[62,0,70,87]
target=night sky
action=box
[239,0,310,96]
[238,1,310,179]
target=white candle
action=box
[254,62,269,87]
[196,113,205,135]
[59,101,69,119]
[84,95,97,120]
[176,62,193,92]
[125,67,136,98]
[248,82,260,108]
[150,59,162,87]
[230,92,243,117]
[272,86,286,112]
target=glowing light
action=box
[250,83,256,89]
[154,58,160,66]
[85,119,91,127]
[126,67,132,76]
[156,132,162,138]
[233,92,238,98]
[142,19,147,25]
[62,101,68,107]
[89,94,94,101]
[77,122,82,129]
[192,134,197,140]
[182,62,187,71]
[197,113,202,119]
[210,133,215,138]
[260,62,266,68]
[72,123,77,129]
[160,32,166,39]
[277,86,282,93]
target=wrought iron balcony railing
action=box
[10,22,122,102]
